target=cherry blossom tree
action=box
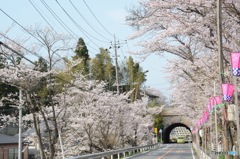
[0,26,73,159]
[51,75,163,158]
[1,22,165,159]
[0,40,163,159]
[126,0,240,122]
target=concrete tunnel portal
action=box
[162,123,192,143]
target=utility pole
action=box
[217,0,224,83]
[109,36,128,95]
[217,0,229,158]
[112,34,120,94]
[18,90,22,159]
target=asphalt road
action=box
[127,143,196,159]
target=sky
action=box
[0,0,171,98]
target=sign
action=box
[199,129,203,137]
[154,128,158,134]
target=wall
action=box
[0,144,28,159]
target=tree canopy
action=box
[126,0,240,120]
[0,26,164,158]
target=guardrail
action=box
[66,143,162,159]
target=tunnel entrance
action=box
[162,123,191,143]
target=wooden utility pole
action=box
[217,0,224,82]
[113,34,120,94]
[217,0,229,158]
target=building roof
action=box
[0,133,18,144]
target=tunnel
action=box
[162,123,191,143]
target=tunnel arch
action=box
[162,123,191,143]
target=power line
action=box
[0,41,35,65]
[119,47,126,63]
[38,0,100,53]
[109,39,127,63]
[55,0,104,46]
[39,0,79,39]
[29,0,98,59]
[0,33,44,60]
[0,8,45,46]
[125,40,131,53]
[29,0,57,33]
[29,0,67,35]
[82,0,125,41]
[32,0,118,55]
[69,0,112,42]
[120,42,127,57]
[1,7,95,66]
[0,41,86,91]
[82,0,114,37]
[0,33,67,69]
[0,9,66,66]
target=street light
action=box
[18,90,23,159]
[159,129,163,143]
[154,128,158,143]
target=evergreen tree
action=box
[33,57,49,103]
[0,53,6,69]
[0,53,18,115]
[34,57,48,72]
[73,38,90,75]
[0,83,19,115]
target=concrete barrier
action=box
[193,142,211,159]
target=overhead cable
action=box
[55,0,105,46]
[40,0,79,39]
[39,0,100,53]
[29,0,57,33]
[0,41,87,91]
[82,0,125,41]
[0,41,35,65]
[0,9,66,66]
[82,0,114,37]
[69,0,111,42]
[0,8,46,46]
[0,33,45,60]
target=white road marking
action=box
[191,146,195,159]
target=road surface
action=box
[127,143,196,159]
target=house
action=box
[22,128,40,159]
[0,134,28,159]
[141,88,166,105]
